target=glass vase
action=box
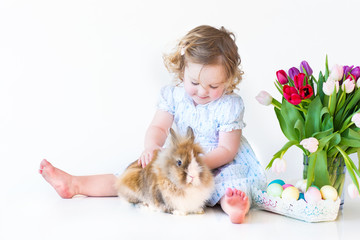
[303,154,346,209]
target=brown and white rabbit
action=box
[115,127,214,215]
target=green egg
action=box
[266,183,283,197]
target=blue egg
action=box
[268,179,285,186]
[298,192,305,201]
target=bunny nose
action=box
[189,175,194,183]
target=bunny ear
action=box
[186,127,195,142]
[169,128,179,145]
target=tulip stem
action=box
[296,103,307,114]
[271,98,281,110]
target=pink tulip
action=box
[352,113,360,128]
[255,91,273,106]
[348,183,359,199]
[272,157,287,174]
[300,137,319,153]
[276,70,288,84]
[283,85,302,105]
[294,73,307,90]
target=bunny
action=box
[115,127,214,215]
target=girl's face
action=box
[183,61,227,105]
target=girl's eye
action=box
[191,82,199,86]
[210,86,219,89]
[177,160,182,166]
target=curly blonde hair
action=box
[163,25,243,93]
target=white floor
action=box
[1,176,359,240]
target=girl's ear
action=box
[169,128,178,145]
[186,127,195,142]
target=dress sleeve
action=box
[217,95,246,132]
[157,85,175,115]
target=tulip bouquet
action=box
[256,56,360,198]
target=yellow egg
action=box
[281,186,299,200]
[320,185,338,201]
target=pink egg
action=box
[282,184,294,190]
[304,187,322,203]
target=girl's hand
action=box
[138,148,158,168]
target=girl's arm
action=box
[138,110,174,167]
[202,129,242,169]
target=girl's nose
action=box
[198,85,208,96]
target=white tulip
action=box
[341,79,356,93]
[348,183,359,199]
[271,157,287,174]
[322,80,339,96]
[300,137,319,153]
[255,91,273,106]
[351,113,360,128]
[328,64,344,82]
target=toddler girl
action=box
[39,25,267,224]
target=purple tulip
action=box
[351,66,360,80]
[288,67,300,80]
[300,61,313,76]
[343,65,354,78]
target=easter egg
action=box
[267,183,283,197]
[282,184,294,190]
[304,187,322,203]
[320,185,338,201]
[268,179,285,186]
[311,185,320,190]
[281,186,299,200]
[298,192,305,201]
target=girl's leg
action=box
[219,188,250,224]
[39,159,118,198]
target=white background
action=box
[1,0,360,198]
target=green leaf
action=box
[321,114,334,131]
[344,87,360,114]
[274,107,297,141]
[306,154,317,189]
[334,104,346,131]
[280,99,304,141]
[328,133,341,150]
[305,96,322,138]
[329,88,337,116]
[318,132,339,150]
[294,119,305,141]
[346,147,360,155]
[335,145,360,193]
[313,128,334,140]
[325,55,329,80]
[313,150,331,188]
[317,71,325,102]
[340,137,360,148]
[358,149,360,172]
[340,128,360,147]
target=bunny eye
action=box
[176,160,182,167]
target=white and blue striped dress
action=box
[158,85,267,206]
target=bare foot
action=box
[39,159,77,198]
[220,188,250,224]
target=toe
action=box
[226,188,233,197]
[40,159,50,169]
